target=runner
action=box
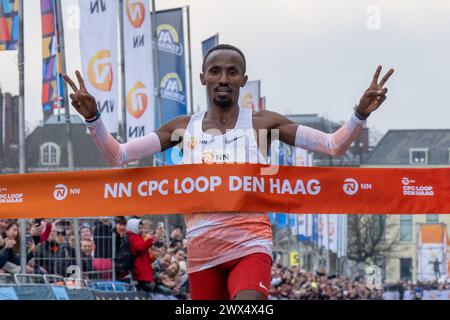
[64,44,394,300]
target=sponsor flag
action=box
[155,8,187,165]
[202,33,218,110]
[122,0,154,141]
[40,0,64,121]
[337,214,348,257]
[0,0,19,50]
[201,33,218,57]
[239,80,260,111]
[79,0,119,133]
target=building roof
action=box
[45,114,85,125]
[363,129,450,165]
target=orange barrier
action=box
[0,164,449,219]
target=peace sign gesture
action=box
[63,71,98,119]
[357,65,394,117]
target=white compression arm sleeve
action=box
[86,117,161,166]
[294,112,366,156]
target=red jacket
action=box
[127,231,155,282]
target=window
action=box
[400,258,412,280]
[400,215,412,241]
[40,142,60,166]
[426,214,439,224]
[409,148,428,165]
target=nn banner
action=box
[122,0,155,141]
[239,80,261,111]
[0,164,449,219]
[79,0,119,133]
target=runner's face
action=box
[201,50,247,109]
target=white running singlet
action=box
[181,107,273,274]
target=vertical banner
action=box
[239,80,260,111]
[294,147,312,167]
[318,214,329,249]
[40,0,64,122]
[327,214,338,253]
[122,0,154,141]
[155,8,187,165]
[0,0,19,50]
[79,0,119,133]
[417,224,447,282]
[297,214,309,241]
[202,33,218,110]
[337,214,348,258]
[294,147,314,240]
[201,33,218,57]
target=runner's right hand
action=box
[63,71,98,119]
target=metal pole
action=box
[18,0,27,273]
[0,86,3,172]
[55,0,81,274]
[151,0,169,244]
[151,0,164,154]
[55,0,74,170]
[185,6,194,115]
[112,218,116,282]
[72,219,83,275]
[118,0,127,143]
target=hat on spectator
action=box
[126,218,141,234]
[80,223,91,230]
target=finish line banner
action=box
[0,164,449,219]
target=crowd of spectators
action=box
[268,264,383,300]
[0,217,189,299]
[2,217,449,300]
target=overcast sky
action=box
[1,0,449,134]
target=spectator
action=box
[153,253,172,294]
[66,234,77,267]
[80,239,94,278]
[80,223,93,241]
[172,249,187,274]
[35,227,70,276]
[113,216,132,281]
[0,219,7,235]
[0,219,5,249]
[170,226,183,242]
[153,241,167,259]
[0,222,35,274]
[29,219,45,245]
[154,223,165,243]
[127,218,155,292]
[168,240,183,253]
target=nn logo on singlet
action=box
[202,151,230,164]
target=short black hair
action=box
[114,216,127,225]
[202,44,246,74]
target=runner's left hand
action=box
[357,65,394,116]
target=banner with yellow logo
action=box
[79,0,118,133]
[239,80,261,111]
[123,0,154,141]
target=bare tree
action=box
[347,214,399,264]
